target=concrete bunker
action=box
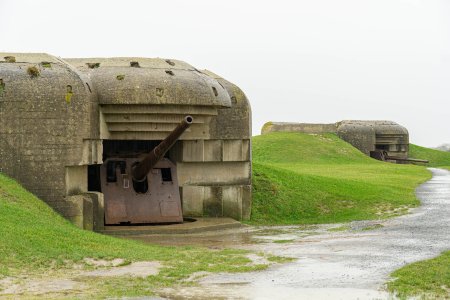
[262,120,427,164]
[0,53,252,230]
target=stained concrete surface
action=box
[100,218,243,236]
[132,168,450,299]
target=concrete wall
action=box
[336,122,376,156]
[261,122,336,135]
[201,70,252,220]
[0,53,98,220]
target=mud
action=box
[133,168,450,300]
[0,260,161,297]
[82,261,161,277]
[84,257,126,267]
[0,278,85,296]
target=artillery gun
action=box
[370,150,429,164]
[100,116,193,224]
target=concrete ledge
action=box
[97,218,244,236]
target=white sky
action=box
[1,0,449,147]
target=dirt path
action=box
[154,168,450,299]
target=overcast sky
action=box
[1,0,449,147]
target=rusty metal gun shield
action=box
[100,157,183,224]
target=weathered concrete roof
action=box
[0,52,63,64]
[261,120,408,136]
[65,57,231,107]
[0,53,232,108]
[261,122,337,135]
[65,57,194,69]
[336,120,409,135]
[0,52,93,106]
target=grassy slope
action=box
[0,174,265,298]
[409,144,450,168]
[251,132,431,224]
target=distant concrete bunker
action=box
[262,120,417,162]
[0,53,252,230]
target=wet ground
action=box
[127,168,450,300]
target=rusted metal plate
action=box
[370,150,386,161]
[100,157,183,225]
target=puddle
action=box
[126,228,261,248]
[159,285,391,300]
[125,225,326,249]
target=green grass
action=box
[250,132,433,225]
[388,251,450,298]
[0,173,267,298]
[272,239,295,244]
[361,224,384,231]
[409,144,450,167]
[327,225,351,232]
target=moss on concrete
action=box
[27,66,40,77]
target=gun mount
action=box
[100,116,193,225]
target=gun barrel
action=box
[386,156,429,164]
[132,115,193,181]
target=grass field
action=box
[0,174,267,298]
[250,132,432,224]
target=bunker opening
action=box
[90,116,193,226]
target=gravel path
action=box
[161,168,450,299]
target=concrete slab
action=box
[98,217,244,235]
